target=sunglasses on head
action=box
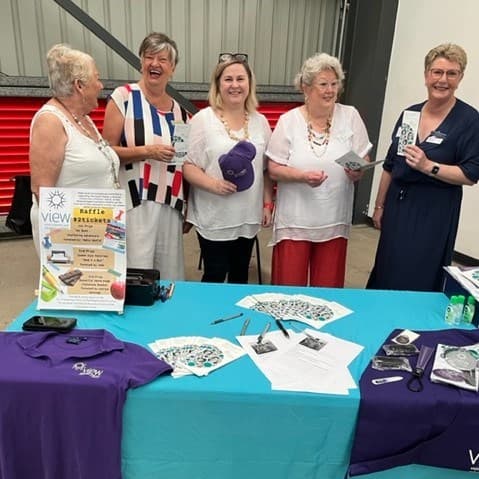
[218,53,248,63]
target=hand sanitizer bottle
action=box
[462,296,476,324]
[454,295,466,325]
[445,296,457,325]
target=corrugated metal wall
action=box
[0,0,340,86]
[0,0,341,216]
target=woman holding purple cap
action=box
[267,53,371,287]
[183,53,273,283]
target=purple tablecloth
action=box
[349,328,479,476]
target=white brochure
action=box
[397,110,420,156]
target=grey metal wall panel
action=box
[0,0,340,86]
[0,1,20,75]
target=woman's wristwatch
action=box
[430,163,440,175]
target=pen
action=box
[211,312,244,325]
[252,294,289,338]
[167,282,175,299]
[240,318,250,336]
[275,319,290,339]
[257,322,271,344]
[372,376,404,385]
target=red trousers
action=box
[271,238,347,287]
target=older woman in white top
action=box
[29,44,119,255]
[183,53,273,283]
[266,53,371,287]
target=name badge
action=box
[426,130,447,144]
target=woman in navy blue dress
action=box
[367,43,479,292]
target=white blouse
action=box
[186,107,271,241]
[266,104,371,245]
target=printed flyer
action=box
[171,122,190,165]
[397,110,420,156]
[37,187,126,312]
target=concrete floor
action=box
[0,224,379,329]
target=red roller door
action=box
[0,96,298,215]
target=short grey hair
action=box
[46,44,95,97]
[138,32,179,66]
[294,52,345,91]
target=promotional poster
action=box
[37,187,126,312]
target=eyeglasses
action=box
[218,53,248,63]
[312,80,340,91]
[429,68,462,80]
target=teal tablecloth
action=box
[8,281,474,479]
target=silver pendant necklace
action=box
[306,109,331,159]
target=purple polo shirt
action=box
[0,329,172,479]
[349,328,479,476]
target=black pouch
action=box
[125,268,161,306]
[6,175,33,235]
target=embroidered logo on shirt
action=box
[72,362,104,379]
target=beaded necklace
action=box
[55,98,120,188]
[306,111,332,159]
[220,111,250,141]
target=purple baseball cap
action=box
[218,141,256,192]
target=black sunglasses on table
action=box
[218,53,248,63]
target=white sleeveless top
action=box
[31,104,119,189]
[30,104,120,255]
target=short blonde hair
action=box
[208,59,258,113]
[424,43,467,72]
[294,52,345,92]
[46,44,95,97]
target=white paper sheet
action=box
[236,329,363,395]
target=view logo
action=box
[40,189,71,227]
[469,449,479,471]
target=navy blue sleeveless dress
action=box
[367,99,479,292]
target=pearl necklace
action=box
[55,98,120,188]
[220,111,250,141]
[306,114,331,159]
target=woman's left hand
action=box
[344,168,364,182]
[262,207,272,227]
[183,221,193,234]
[404,145,428,172]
